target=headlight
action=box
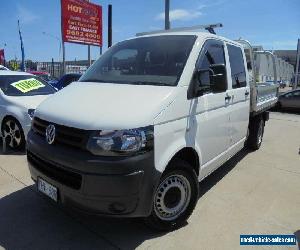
[28,109,35,119]
[87,126,154,156]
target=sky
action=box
[0,0,299,62]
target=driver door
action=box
[191,39,231,176]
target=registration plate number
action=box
[37,178,58,202]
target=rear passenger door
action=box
[226,44,250,145]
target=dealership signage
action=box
[61,0,102,46]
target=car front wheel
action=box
[1,118,25,150]
[145,160,199,231]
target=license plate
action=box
[37,178,58,202]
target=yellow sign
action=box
[11,78,45,93]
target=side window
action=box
[227,44,247,88]
[284,93,292,98]
[291,91,300,98]
[196,39,227,94]
[244,49,252,70]
[111,49,138,73]
[284,91,300,98]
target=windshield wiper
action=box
[79,79,107,83]
[79,80,172,86]
[130,81,172,86]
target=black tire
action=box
[246,116,264,151]
[1,117,25,150]
[145,159,199,231]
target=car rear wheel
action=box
[145,160,199,231]
[246,116,264,150]
[1,118,25,150]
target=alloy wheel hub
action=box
[3,120,21,148]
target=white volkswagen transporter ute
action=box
[27,26,278,231]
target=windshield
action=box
[0,75,56,96]
[37,74,51,82]
[36,74,57,82]
[80,35,196,86]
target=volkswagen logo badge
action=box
[45,124,56,145]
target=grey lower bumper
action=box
[27,130,161,217]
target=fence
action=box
[37,60,93,79]
[2,59,93,79]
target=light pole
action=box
[295,39,300,89]
[42,32,62,63]
[2,43,7,66]
[165,0,170,30]
[108,4,112,48]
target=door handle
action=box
[245,91,250,96]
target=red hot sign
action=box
[61,0,102,46]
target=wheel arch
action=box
[1,115,20,127]
[164,147,200,177]
[1,105,26,129]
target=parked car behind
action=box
[0,65,10,71]
[277,89,300,110]
[27,71,58,86]
[0,71,56,149]
[52,73,81,90]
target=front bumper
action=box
[27,130,161,217]
[23,123,32,139]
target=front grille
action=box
[27,151,82,190]
[32,117,89,150]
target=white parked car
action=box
[0,71,56,149]
[27,28,278,231]
[0,65,10,71]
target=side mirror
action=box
[209,64,227,92]
[197,68,214,85]
[194,64,227,96]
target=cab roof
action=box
[134,31,242,47]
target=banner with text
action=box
[61,0,102,46]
